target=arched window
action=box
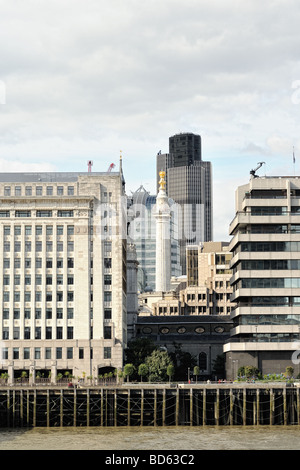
[199,352,207,370]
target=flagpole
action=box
[293,146,295,175]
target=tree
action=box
[193,366,200,383]
[145,350,174,382]
[124,363,135,382]
[212,354,226,379]
[167,364,175,383]
[125,338,157,380]
[138,364,148,382]
[285,366,294,378]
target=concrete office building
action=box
[156,133,212,274]
[0,169,127,383]
[225,175,300,378]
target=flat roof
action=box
[0,172,120,183]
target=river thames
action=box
[0,425,299,450]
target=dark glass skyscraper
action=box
[156,132,212,274]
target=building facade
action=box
[0,171,127,383]
[127,186,181,292]
[156,133,212,274]
[225,176,300,378]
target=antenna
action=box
[87,160,93,172]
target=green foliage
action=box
[145,350,174,382]
[125,338,157,369]
[124,363,135,382]
[138,363,148,381]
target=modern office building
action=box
[0,170,127,383]
[156,133,212,274]
[225,175,300,378]
[127,186,181,292]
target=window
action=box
[56,348,62,359]
[35,327,41,340]
[4,186,11,196]
[13,348,19,359]
[57,259,63,268]
[36,225,42,235]
[37,210,52,217]
[15,186,21,196]
[67,347,73,359]
[67,308,73,319]
[36,258,42,268]
[45,348,51,359]
[58,210,73,217]
[104,309,112,320]
[68,186,74,195]
[46,327,52,339]
[104,347,111,359]
[104,326,112,339]
[24,347,30,359]
[25,186,32,196]
[57,186,64,195]
[47,186,53,196]
[79,348,84,359]
[4,226,10,235]
[15,210,31,218]
[57,225,63,235]
[24,326,30,339]
[35,348,41,359]
[67,225,74,235]
[67,327,73,339]
[3,258,10,269]
[36,186,43,195]
[56,327,63,339]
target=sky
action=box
[1,0,300,241]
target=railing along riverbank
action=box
[1,382,300,427]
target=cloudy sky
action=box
[1,0,300,240]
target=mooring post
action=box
[114,389,117,426]
[297,387,300,425]
[203,388,206,426]
[229,389,233,425]
[190,388,193,426]
[60,389,63,427]
[128,389,131,426]
[20,389,23,427]
[87,388,90,427]
[162,388,166,426]
[141,388,144,426]
[33,389,36,427]
[47,389,50,427]
[270,389,274,425]
[154,389,157,426]
[243,388,246,425]
[176,388,179,426]
[12,390,15,428]
[73,388,77,427]
[100,388,104,426]
[283,388,287,426]
[256,389,260,425]
[6,390,10,428]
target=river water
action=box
[0,425,299,450]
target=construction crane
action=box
[107,163,115,173]
[250,162,265,178]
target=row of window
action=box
[0,210,74,218]
[3,185,75,197]
[3,308,74,319]
[3,240,74,252]
[3,257,74,269]
[238,314,300,325]
[2,345,112,361]
[237,241,300,253]
[3,274,74,285]
[3,326,74,340]
[238,278,300,289]
[3,225,74,235]
[236,296,300,306]
[141,325,225,335]
[2,291,74,302]
[236,259,300,271]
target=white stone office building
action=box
[225,176,300,378]
[0,171,127,383]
